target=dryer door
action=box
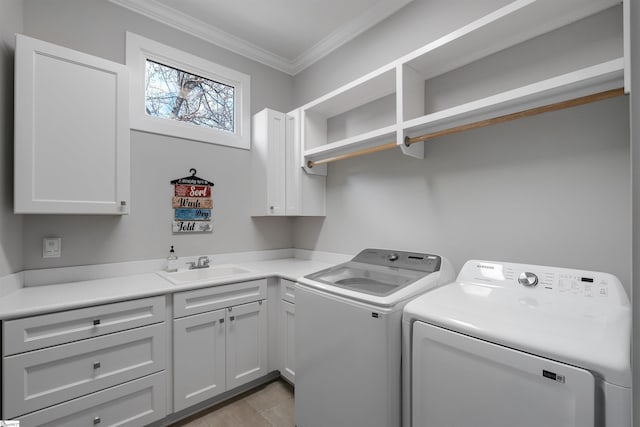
[411,321,595,427]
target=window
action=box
[126,32,251,149]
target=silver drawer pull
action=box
[94,416,101,424]
[93,361,101,369]
[228,307,232,312]
[93,319,101,326]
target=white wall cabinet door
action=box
[280,300,295,383]
[251,108,325,216]
[14,34,130,214]
[251,109,286,216]
[173,309,226,412]
[226,300,268,389]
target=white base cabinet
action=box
[173,309,226,412]
[226,300,268,389]
[4,324,166,418]
[2,296,167,425]
[17,372,166,427]
[173,280,268,412]
[1,278,290,424]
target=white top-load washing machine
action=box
[295,248,454,427]
[402,260,632,427]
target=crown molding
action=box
[109,0,294,74]
[110,0,412,75]
[290,0,414,74]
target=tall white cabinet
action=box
[14,34,130,214]
[251,108,325,216]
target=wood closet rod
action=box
[306,87,625,169]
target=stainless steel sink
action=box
[158,265,253,285]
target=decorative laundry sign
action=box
[174,185,211,198]
[175,208,211,221]
[173,197,214,209]
[170,169,214,233]
[173,221,212,233]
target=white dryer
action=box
[402,260,631,427]
[296,248,454,427]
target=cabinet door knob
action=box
[93,319,101,326]
[220,318,225,324]
[94,416,101,424]
[230,315,235,321]
[93,361,101,369]
[120,201,127,206]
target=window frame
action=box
[126,32,251,149]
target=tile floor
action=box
[171,380,295,427]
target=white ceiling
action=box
[109,0,414,75]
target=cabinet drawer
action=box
[3,323,166,419]
[281,279,295,304]
[3,296,165,356]
[173,279,267,318]
[17,372,166,427]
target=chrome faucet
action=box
[187,256,210,270]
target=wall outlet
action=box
[43,237,62,258]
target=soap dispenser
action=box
[166,245,178,272]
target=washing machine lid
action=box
[403,260,632,388]
[300,249,447,307]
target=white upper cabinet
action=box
[251,108,325,216]
[252,109,287,216]
[14,34,130,214]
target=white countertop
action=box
[0,256,339,320]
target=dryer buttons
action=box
[518,272,539,287]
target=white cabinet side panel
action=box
[280,300,295,383]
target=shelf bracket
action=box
[398,129,424,159]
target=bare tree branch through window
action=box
[145,60,234,132]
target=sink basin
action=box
[159,265,253,285]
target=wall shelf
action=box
[301,65,396,118]
[303,125,397,172]
[400,0,619,81]
[402,58,624,138]
[299,0,628,174]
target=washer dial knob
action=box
[518,272,538,287]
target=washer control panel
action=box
[460,260,628,303]
[352,248,441,272]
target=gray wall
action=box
[19,0,295,269]
[292,0,632,294]
[0,0,24,276]
[293,0,512,106]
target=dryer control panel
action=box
[459,260,629,305]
